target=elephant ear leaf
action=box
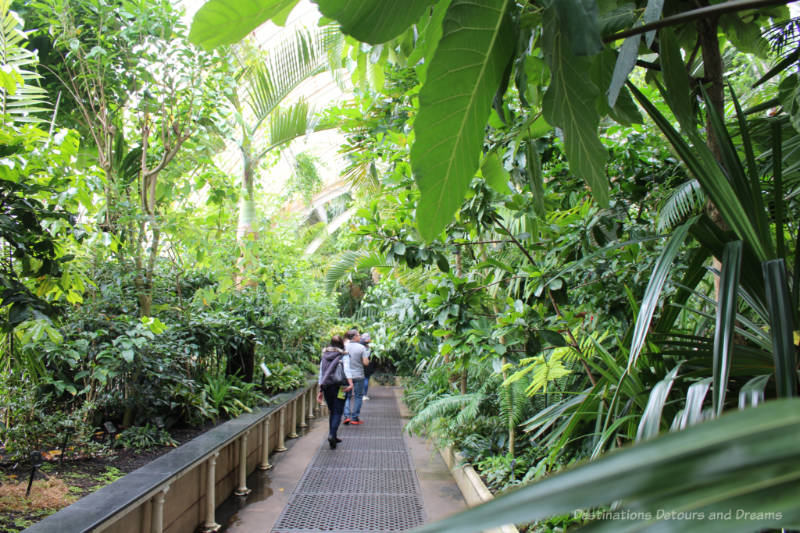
[313,0,438,44]
[189,0,299,50]
[411,0,515,241]
[541,6,609,207]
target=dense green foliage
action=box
[0,0,336,463]
[2,0,800,530]
[190,0,800,529]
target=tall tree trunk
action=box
[697,8,729,296]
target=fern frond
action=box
[657,179,704,232]
[405,393,483,435]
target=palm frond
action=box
[657,179,705,233]
[324,249,389,292]
[0,2,48,124]
[244,26,340,129]
[264,99,315,153]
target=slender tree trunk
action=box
[697,8,729,296]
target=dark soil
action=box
[0,425,212,532]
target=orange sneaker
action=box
[343,418,351,425]
[350,419,363,425]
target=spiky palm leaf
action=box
[244,26,341,131]
[262,99,315,155]
[657,179,705,232]
[0,0,48,123]
[323,249,388,292]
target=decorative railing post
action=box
[288,399,299,439]
[234,430,252,496]
[299,392,308,429]
[258,416,272,470]
[307,387,315,419]
[276,407,287,452]
[151,485,169,533]
[200,452,220,532]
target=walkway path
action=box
[222,385,466,532]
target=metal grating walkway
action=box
[271,387,426,533]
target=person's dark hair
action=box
[330,335,344,349]
[344,329,359,340]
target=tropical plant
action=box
[116,424,178,451]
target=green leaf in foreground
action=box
[189,0,298,50]
[411,399,800,533]
[411,0,515,241]
[313,0,437,44]
[541,6,609,207]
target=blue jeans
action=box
[321,385,345,439]
[344,378,365,420]
[363,376,370,397]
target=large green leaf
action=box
[628,218,694,370]
[189,0,299,50]
[636,364,681,440]
[411,0,515,241]
[552,0,602,56]
[713,241,743,415]
[526,142,545,217]
[313,0,437,44]
[762,259,797,398]
[542,7,609,207]
[659,28,695,131]
[411,399,800,533]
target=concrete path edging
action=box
[438,444,520,533]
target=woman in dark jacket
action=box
[317,335,353,449]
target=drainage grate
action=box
[297,468,419,495]
[271,387,426,532]
[273,494,425,532]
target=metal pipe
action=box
[151,485,169,533]
[603,0,790,43]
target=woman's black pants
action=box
[321,385,345,439]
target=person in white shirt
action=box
[342,329,369,424]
